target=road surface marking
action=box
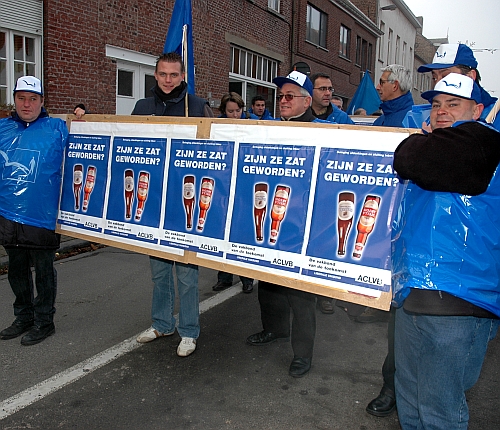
[0,285,243,420]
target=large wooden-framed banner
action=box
[57,115,415,310]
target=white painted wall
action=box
[376,0,418,84]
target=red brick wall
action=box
[42,0,378,114]
[42,0,291,114]
[294,0,378,102]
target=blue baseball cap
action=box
[273,71,313,96]
[418,44,478,73]
[421,73,482,104]
[13,76,44,96]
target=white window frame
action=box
[0,29,42,106]
[105,45,156,115]
[229,46,278,116]
[307,4,327,49]
[395,36,400,64]
[387,29,393,65]
[378,21,385,61]
[268,0,280,13]
[339,25,350,58]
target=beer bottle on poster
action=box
[135,171,150,221]
[124,169,134,220]
[337,192,355,256]
[254,183,268,242]
[352,195,381,259]
[269,185,290,244]
[183,175,196,229]
[197,177,215,231]
[82,166,96,212]
[73,164,83,210]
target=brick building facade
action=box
[292,0,381,105]
[2,0,383,115]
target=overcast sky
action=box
[404,0,500,95]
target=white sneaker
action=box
[136,327,174,343]
[177,337,196,357]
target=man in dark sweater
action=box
[392,73,500,429]
[134,53,212,358]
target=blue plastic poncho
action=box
[392,169,500,317]
[0,111,67,230]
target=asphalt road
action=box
[0,246,498,429]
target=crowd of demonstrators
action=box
[132,52,212,358]
[8,46,500,430]
[0,76,68,346]
[392,73,500,429]
[246,71,329,378]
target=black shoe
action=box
[289,357,311,378]
[21,323,55,346]
[246,330,289,346]
[242,282,253,294]
[318,298,335,314]
[0,319,34,340]
[366,387,396,417]
[212,281,232,291]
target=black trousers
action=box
[258,280,316,358]
[6,248,57,327]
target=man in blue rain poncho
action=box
[0,76,67,346]
[392,73,500,429]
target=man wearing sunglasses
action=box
[246,71,326,378]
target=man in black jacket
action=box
[134,53,212,358]
[392,73,500,429]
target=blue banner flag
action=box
[346,71,381,115]
[163,0,195,94]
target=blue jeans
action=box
[149,257,199,339]
[6,247,57,327]
[395,307,499,430]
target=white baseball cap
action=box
[13,76,44,96]
[273,71,313,96]
[421,73,482,104]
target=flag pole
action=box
[182,24,189,117]
[486,99,499,124]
